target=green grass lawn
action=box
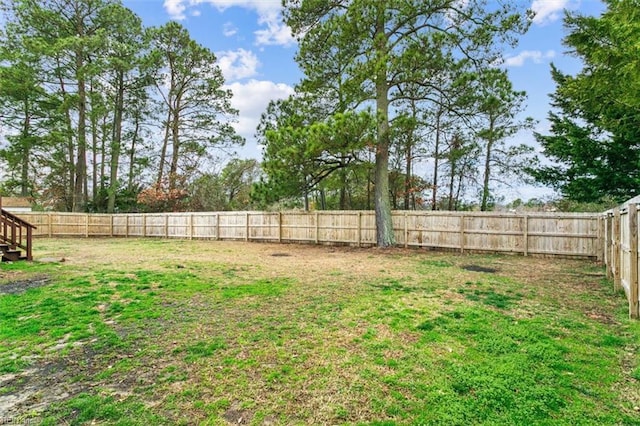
[1,238,639,425]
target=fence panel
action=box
[604,200,640,319]
[527,214,600,257]
[17,210,600,258]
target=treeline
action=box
[0,0,241,212]
[1,0,636,223]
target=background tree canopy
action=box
[529,0,640,204]
[0,0,242,213]
[2,0,635,220]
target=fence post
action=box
[278,212,283,243]
[48,213,52,238]
[26,225,33,261]
[215,214,220,240]
[523,214,529,256]
[606,213,613,279]
[459,214,465,254]
[596,215,604,262]
[142,215,147,237]
[189,214,194,240]
[85,214,89,238]
[357,212,362,248]
[315,212,319,244]
[246,212,250,242]
[110,215,114,237]
[629,204,639,319]
[125,215,129,238]
[613,208,621,292]
[403,212,408,249]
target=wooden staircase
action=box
[0,198,36,261]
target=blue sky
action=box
[123,0,605,201]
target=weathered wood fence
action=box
[604,196,640,318]
[17,210,602,258]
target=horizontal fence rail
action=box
[16,210,602,259]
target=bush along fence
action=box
[18,210,603,259]
[604,196,640,319]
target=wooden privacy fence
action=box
[604,197,640,319]
[17,210,602,258]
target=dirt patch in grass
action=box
[461,264,498,273]
[0,344,97,417]
[0,276,50,295]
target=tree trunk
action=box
[55,58,75,211]
[20,103,30,197]
[404,139,412,210]
[373,13,394,247]
[481,140,492,211]
[156,108,172,187]
[89,81,99,208]
[448,161,456,211]
[447,135,460,211]
[128,115,140,190]
[73,47,88,212]
[431,107,442,210]
[100,115,107,193]
[339,162,347,210]
[168,99,181,190]
[91,112,98,206]
[481,117,496,212]
[107,70,125,213]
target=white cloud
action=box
[163,0,187,20]
[217,48,261,81]
[504,50,556,67]
[531,0,578,25]
[163,0,295,46]
[224,79,294,156]
[254,8,295,46]
[223,22,238,37]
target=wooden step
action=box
[2,249,22,261]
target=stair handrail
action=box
[0,207,37,260]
